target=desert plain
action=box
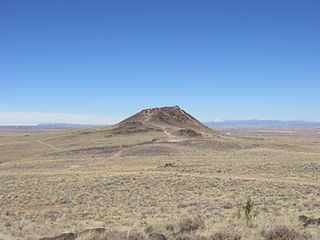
[0,107,320,240]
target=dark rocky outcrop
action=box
[299,215,320,227]
[173,129,202,137]
[39,233,75,240]
[148,233,167,240]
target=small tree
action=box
[243,198,254,223]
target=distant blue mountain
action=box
[37,123,105,127]
[38,120,320,128]
[204,120,320,126]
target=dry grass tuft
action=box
[178,216,205,233]
[176,234,207,240]
[263,225,306,240]
[210,232,241,240]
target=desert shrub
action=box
[106,230,129,240]
[149,233,167,240]
[243,198,254,222]
[178,216,204,232]
[210,232,241,240]
[263,225,305,240]
[176,234,208,240]
[144,225,154,234]
[165,223,174,231]
[4,220,11,227]
[40,229,146,240]
[298,215,320,227]
[77,228,115,240]
[163,163,175,168]
[150,200,157,207]
[128,231,146,240]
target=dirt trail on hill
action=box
[37,140,61,151]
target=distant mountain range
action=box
[37,123,106,127]
[37,120,320,128]
[204,120,320,126]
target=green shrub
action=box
[243,198,254,222]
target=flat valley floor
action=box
[0,126,320,240]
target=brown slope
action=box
[113,106,216,136]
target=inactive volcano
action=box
[15,106,243,166]
[112,106,215,137]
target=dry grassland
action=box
[0,126,319,240]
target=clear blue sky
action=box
[1,0,320,124]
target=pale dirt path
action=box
[161,127,181,142]
[86,146,136,167]
[37,140,61,151]
[162,127,173,138]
